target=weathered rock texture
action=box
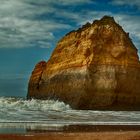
[28,16,140,110]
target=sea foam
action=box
[0,97,140,125]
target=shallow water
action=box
[0,97,140,133]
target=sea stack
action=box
[27,16,140,110]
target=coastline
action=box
[0,125,140,140]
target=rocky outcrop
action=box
[27,16,140,110]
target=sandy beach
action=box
[0,131,140,140]
[0,125,140,140]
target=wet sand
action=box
[0,131,140,140]
[0,125,140,140]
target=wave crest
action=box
[0,97,71,112]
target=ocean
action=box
[0,97,140,134]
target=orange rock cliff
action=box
[27,16,140,110]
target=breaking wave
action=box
[0,97,140,125]
[0,97,70,112]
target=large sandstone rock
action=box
[27,16,140,110]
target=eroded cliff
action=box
[28,16,140,110]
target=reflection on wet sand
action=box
[1,122,140,133]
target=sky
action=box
[0,0,140,98]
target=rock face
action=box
[27,16,140,110]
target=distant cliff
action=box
[27,16,140,110]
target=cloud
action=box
[53,0,93,5]
[111,0,140,9]
[27,0,93,6]
[0,0,93,48]
[0,0,139,51]
[0,0,72,48]
[0,17,71,48]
